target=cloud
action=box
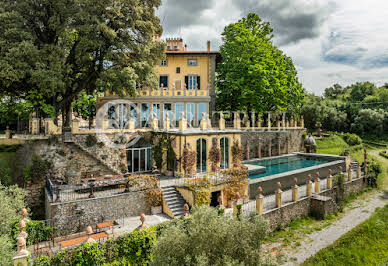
[232,0,333,45]
[157,0,216,35]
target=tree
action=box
[0,0,165,129]
[348,82,376,102]
[351,109,386,136]
[324,84,347,99]
[216,13,304,114]
[150,206,272,266]
[0,183,27,265]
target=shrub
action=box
[150,206,271,266]
[186,177,213,206]
[208,140,221,172]
[144,188,163,207]
[231,139,243,166]
[343,133,362,146]
[34,227,156,266]
[11,220,55,247]
[182,144,196,176]
[222,167,249,202]
[365,160,382,188]
[85,135,97,147]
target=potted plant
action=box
[145,188,163,214]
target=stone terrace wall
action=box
[241,129,305,159]
[262,178,367,231]
[46,189,149,236]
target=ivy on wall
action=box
[231,139,243,167]
[209,138,221,172]
[222,167,249,202]
[152,134,176,171]
[182,144,196,177]
[186,177,213,206]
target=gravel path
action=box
[281,151,388,265]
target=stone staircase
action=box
[162,186,186,218]
[72,138,122,175]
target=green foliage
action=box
[24,155,51,184]
[216,13,304,113]
[85,135,97,147]
[11,220,55,247]
[303,205,388,266]
[187,177,213,206]
[343,133,362,146]
[365,160,382,188]
[315,135,349,155]
[72,91,98,120]
[0,0,165,127]
[150,205,271,266]
[334,173,346,192]
[0,234,13,266]
[34,227,156,266]
[152,135,176,171]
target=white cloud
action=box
[157,0,388,95]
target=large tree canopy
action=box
[0,0,165,127]
[216,13,304,114]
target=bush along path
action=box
[276,151,388,265]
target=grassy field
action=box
[315,135,364,162]
[303,205,388,266]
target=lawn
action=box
[315,135,349,155]
[303,205,388,266]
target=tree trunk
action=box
[62,101,72,129]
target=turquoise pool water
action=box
[248,156,330,179]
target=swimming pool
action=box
[248,155,331,179]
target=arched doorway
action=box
[196,138,207,173]
[127,137,152,173]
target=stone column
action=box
[357,162,361,179]
[71,119,80,134]
[200,113,208,130]
[292,178,299,202]
[290,117,295,129]
[257,117,262,129]
[5,126,12,139]
[139,213,146,229]
[327,169,333,189]
[245,141,250,160]
[151,113,159,130]
[306,174,313,196]
[282,112,286,131]
[301,116,305,128]
[267,112,271,131]
[13,237,29,266]
[128,114,135,130]
[348,168,353,182]
[268,138,272,157]
[234,112,241,129]
[256,186,264,215]
[277,120,281,131]
[219,113,225,130]
[275,182,282,208]
[102,119,109,130]
[277,137,281,156]
[315,172,321,194]
[31,118,40,135]
[179,112,187,131]
[345,156,351,172]
[163,113,170,131]
[257,138,262,158]
[286,137,290,154]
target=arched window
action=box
[196,138,207,173]
[220,137,229,169]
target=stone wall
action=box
[262,177,367,231]
[241,129,305,159]
[46,189,149,236]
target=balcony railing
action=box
[138,87,209,97]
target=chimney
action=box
[207,40,211,52]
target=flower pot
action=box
[151,206,162,215]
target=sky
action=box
[156,0,388,95]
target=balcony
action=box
[138,87,209,98]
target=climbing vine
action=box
[152,134,176,171]
[222,167,249,202]
[231,139,243,167]
[209,139,221,172]
[182,144,196,176]
[186,176,213,206]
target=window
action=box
[164,103,172,121]
[141,103,149,127]
[176,67,180,73]
[175,103,184,127]
[185,75,200,90]
[196,138,207,173]
[188,59,198,66]
[127,147,152,173]
[159,75,168,88]
[198,103,207,121]
[152,104,161,126]
[220,137,229,169]
[186,103,195,126]
[160,60,168,66]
